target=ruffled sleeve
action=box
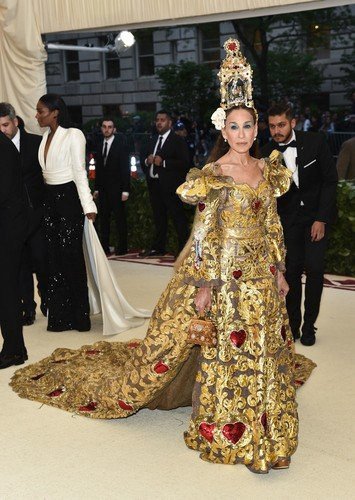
[263,149,292,197]
[176,165,229,287]
[263,150,291,272]
[176,164,231,205]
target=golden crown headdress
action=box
[211,38,256,130]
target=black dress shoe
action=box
[22,311,36,326]
[139,249,166,258]
[300,325,317,346]
[0,353,26,369]
[292,329,301,341]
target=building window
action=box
[64,39,80,81]
[67,105,83,127]
[136,30,154,76]
[102,104,122,118]
[100,35,121,79]
[136,102,156,113]
[199,23,220,68]
[306,24,331,59]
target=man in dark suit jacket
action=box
[0,131,28,368]
[94,118,130,255]
[260,103,338,346]
[0,103,47,326]
[141,110,190,257]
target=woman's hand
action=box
[86,212,96,222]
[194,287,212,315]
[277,271,289,297]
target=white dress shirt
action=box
[102,134,115,157]
[11,128,20,152]
[149,129,171,178]
[279,130,299,187]
[38,126,97,214]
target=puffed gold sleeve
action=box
[176,166,226,287]
[263,150,292,272]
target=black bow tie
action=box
[276,140,297,153]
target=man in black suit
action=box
[0,131,28,368]
[0,103,47,326]
[260,102,338,346]
[141,110,190,257]
[94,118,130,255]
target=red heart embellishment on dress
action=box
[118,400,134,411]
[127,341,140,349]
[251,199,261,213]
[31,373,46,381]
[85,349,101,356]
[281,325,287,341]
[198,202,206,212]
[78,401,97,412]
[261,412,267,431]
[269,265,277,275]
[222,422,246,444]
[233,270,242,279]
[47,387,65,398]
[230,330,246,348]
[154,361,169,374]
[199,422,216,443]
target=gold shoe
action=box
[272,458,290,470]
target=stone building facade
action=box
[44,14,352,126]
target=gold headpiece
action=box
[211,38,256,130]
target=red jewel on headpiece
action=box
[222,422,246,444]
[31,373,46,381]
[270,265,277,275]
[228,42,237,51]
[230,330,247,348]
[199,422,216,443]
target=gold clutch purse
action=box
[188,314,218,347]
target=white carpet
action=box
[0,261,354,500]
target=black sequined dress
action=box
[44,182,90,331]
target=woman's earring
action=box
[224,138,227,143]
[254,137,257,141]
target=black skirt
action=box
[44,181,90,331]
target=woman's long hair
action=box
[38,93,70,128]
[174,105,259,272]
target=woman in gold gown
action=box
[10,39,315,474]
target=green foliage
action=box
[125,178,194,253]
[326,180,355,276]
[253,49,323,103]
[231,6,352,106]
[156,61,218,121]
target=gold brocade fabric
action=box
[10,151,316,473]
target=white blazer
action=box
[38,126,97,214]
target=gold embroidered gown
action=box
[10,151,315,473]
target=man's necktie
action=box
[103,141,108,165]
[153,135,163,176]
[276,140,297,153]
